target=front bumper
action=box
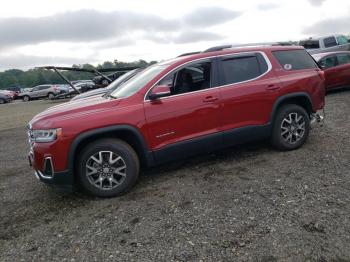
[28,151,73,191]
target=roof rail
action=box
[177,51,201,57]
[204,42,291,53]
[203,45,233,52]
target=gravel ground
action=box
[0,93,350,261]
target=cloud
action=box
[257,3,280,11]
[307,0,326,6]
[0,54,98,71]
[172,31,225,44]
[303,16,350,35]
[0,8,241,49]
[183,7,241,27]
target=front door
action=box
[143,59,222,162]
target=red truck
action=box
[28,45,326,197]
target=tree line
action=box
[0,59,157,90]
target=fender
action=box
[67,125,155,172]
[269,92,313,123]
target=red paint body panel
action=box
[28,46,326,175]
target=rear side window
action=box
[324,37,337,48]
[336,53,350,65]
[220,54,268,85]
[273,50,317,70]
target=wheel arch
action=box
[68,125,154,175]
[270,92,313,123]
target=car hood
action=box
[30,96,119,128]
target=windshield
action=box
[109,65,166,99]
[107,69,141,91]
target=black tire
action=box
[77,138,139,197]
[48,93,55,100]
[23,95,30,102]
[271,104,310,151]
[0,98,5,104]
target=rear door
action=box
[335,53,350,87]
[217,52,280,145]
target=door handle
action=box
[266,84,280,91]
[202,96,218,102]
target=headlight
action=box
[32,128,62,143]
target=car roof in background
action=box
[312,51,350,61]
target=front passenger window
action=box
[320,56,337,68]
[152,61,212,97]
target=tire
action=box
[271,104,310,151]
[22,95,30,102]
[0,98,5,104]
[101,79,109,86]
[48,93,55,100]
[77,138,140,197]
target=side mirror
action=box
[149,85,171,100]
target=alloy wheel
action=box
[85,151,127,190]
[280,112,306,144]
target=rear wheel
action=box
[23,95,30,102]
[77,139,139,197]
[271,104,310,151]
[0,98,5,104]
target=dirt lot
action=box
[0,93,350,261]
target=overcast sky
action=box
[0,0,349,71]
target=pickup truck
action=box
[299,34,350,55]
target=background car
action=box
[300,34,350,54]
[313,51,350,90]
[92,72,126,87]
[0,91,13,104]
[19,84,62,102]
[6,86,21,99]
[71,68,143,101]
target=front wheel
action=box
[77,139,140,197]
[0,98,5,104]
[271,104,310,151]
[22,95,30,102]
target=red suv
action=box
[28,46,325,197]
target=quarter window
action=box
[273,50,317,70]
[324,37,337,48]
[220,55,263,85]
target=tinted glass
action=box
[221,56,261,85]
[336,54,350,65]
[151,61,212,96]
[336,35,348,45]
[324,37,337,48]
[273,50,317,70]
[107,69,141,91]
[300,40,320,49]
[319,56,338,69]
[110,65,166,99]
